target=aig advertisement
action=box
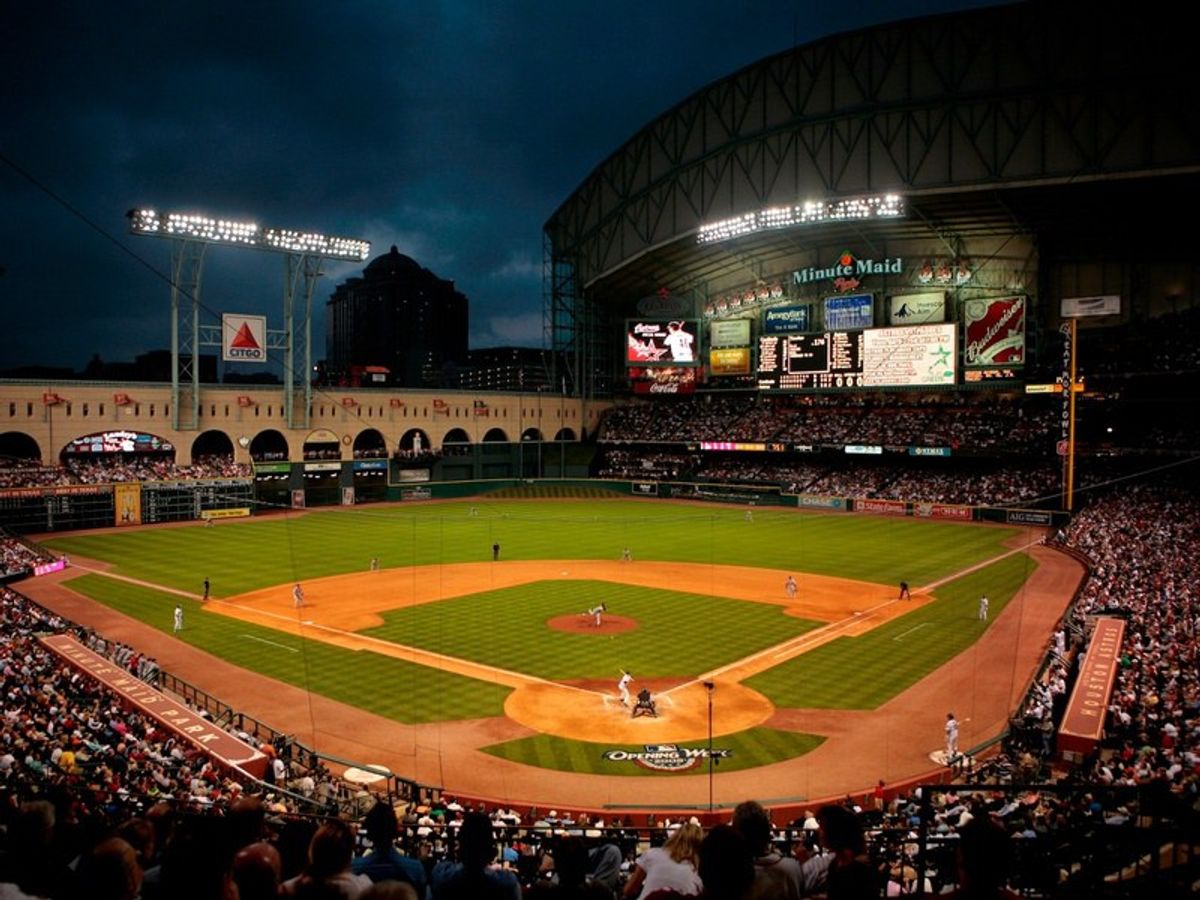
[963,297,1026,367]
[222,314,267,363]
[626,320,700,366]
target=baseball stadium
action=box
[2,3,1198,897]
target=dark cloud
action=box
[0,0,998,370]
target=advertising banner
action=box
[352,460,388,472]
[855,498,907,515]
[763,304,811,334]
[913,502,972,521]
[709,347,751,375]
[304,462,341,472]
[795,494,846,510]
[222,313,267,363]
[341,487,355,506]
[290,489,305,509]
[0,484,111,500]
[1058,617,1125,761]
[963,297,1026,367]
[710,318,751,347]
[631,481,658,496]
[400,486,433,500]
[199,508,251,520]
[630,366,699,394]
[863,323,956,387]
[823,294,874,330]
[888,292,945,325]
[397,468,431,483]
[1061,295,1120,318]
[114,483,142,527]
[626,320,700,366]
[254,463,291,474]
[1007,509,1053,526]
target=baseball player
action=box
[899,580,911,601]
[586,602,607,627]
[620,547,633,562]
[173,604,184,633]
[945,712,959,760]
[617,671,633,706]
[785,575,797,599]
[978,595,989,621]
[293,583,305,609]
[202,577,210,601]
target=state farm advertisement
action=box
[963,297,1026,367]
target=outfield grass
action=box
[46,500,1018,598]
[363,580,822,679]
[67,574,510,723]
[481,726,825,776]
[745,552,1038,709]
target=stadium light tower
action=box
[128,209,370,431]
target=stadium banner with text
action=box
[1006,509,1053,526]
[341,487,355,506]
[888,292,945,325]
[303,462,341,472]
[1061,295,1121,318]
[794,494,847,510]
[221,313,268,363]
[290,489,305,509]
[763,304,811,334]
[254,463,292,474]
[40,634,268,778]
[1057,617,1126,762]
[709,347,752,375]
[863,323,957,387]
[913,502,972,521]
[630,366,699,394]
[65,431,175,455]
[626,320,701,366]
[909,446,952,457]
[400,486,433,501]
[397,468,431,483]
[0,484,112,500]
[631,481,659,496]
[710,318,751,348]
[854,498,907,515]
[822,293,874,330]
[200,507,251,520]
[114,483,142,527]
[34,559,67,577]
[352,460,388,472]
[963,296,1026,367]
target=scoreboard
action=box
[757,324,956,391]
[756,332,864,390]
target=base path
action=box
[21,543,1082,811]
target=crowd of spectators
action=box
[0,455,252,488]
[0,531,56,577]
[599,394,1059,454]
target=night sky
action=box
[1,1,997,374]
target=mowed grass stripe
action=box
[481,727,824,776]
[363,580,822,679]
[45,501,1017,597]
[66,575,509,724]
[746,553,1037,710]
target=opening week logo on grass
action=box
[602,744,732,772]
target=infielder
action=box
[617,671,633,706]
[293,583,305,609]
[785,575,797,599]
[173,604,183,633]
[978,595,989,621]
[898,581,911,601]
[586,602,607,627]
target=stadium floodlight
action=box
[696,193,904,244]
[128,209,370,261]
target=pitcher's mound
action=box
[547,614,638,635]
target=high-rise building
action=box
[460,347,555,392]
[326,246,468,387]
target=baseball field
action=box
[27,497,1079,810]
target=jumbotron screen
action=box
[626,320,701,366]
[757,324,956,390]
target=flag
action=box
[473,400,489,417]
[432,398,449,414]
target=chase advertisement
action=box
[626,320,701,366]
[963,297,1026,367]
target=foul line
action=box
[892,623,930,642]
[241,634,299,652]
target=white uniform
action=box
[173,606,183,633]
[588,603,606,626]
[785,576,797,599]
[945,714,959,758]
[293,584,305,608]
[978,595,989,621]
[663,325,694,362]
[618,672,633,706]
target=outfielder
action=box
[173,604,184,633]
[978,595,989,621]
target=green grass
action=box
[481,727,825,776]
[363,580,821,678]
[746,552,1038,709]
[46,500,1018,598]
[68,574,510,724]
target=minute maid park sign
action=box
[793,251,903,290]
